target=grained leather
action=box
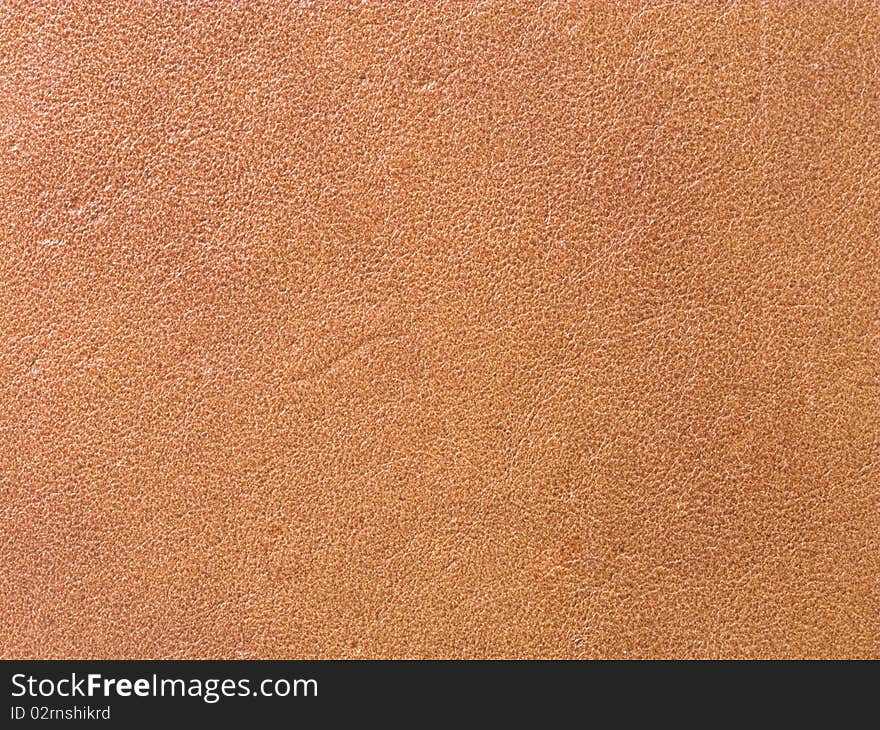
[1,1,878,660]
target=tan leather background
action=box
[1,1,878,660]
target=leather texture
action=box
[1,1,878,660]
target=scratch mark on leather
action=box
[290,334,399,385]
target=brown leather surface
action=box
[1,1,878,660]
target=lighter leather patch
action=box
[1,2,877,659]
